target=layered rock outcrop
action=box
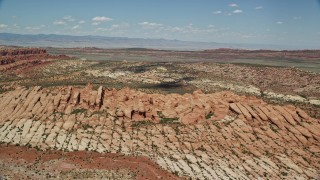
[0,48,47,56]
[0,85,319,179]
[0,48,68,71]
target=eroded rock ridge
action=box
[0,48,68,71]
[0,85,319,179]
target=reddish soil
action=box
[0,144,181,180]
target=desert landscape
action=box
[1,0,320,179]
[0,47,319,179]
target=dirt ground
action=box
[0,144,181,180]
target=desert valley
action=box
[0,46,319,179]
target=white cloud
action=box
[78,20,85,24]
[241,34,255,39]
[25,25,46,31]
[92,16,112,22]
[53,20,66,25]
[25,26,41,30]
[110,23,130,29]
[92,22,101,26]
[171,27,183,32]
[229,3,238,7]
[139,21,163,28]
[95,27,108,32]
[276,21,283,25]
[293,16,302,20]
[111,24,120,28]
[53,16,75,25]
[63,16,75,22]
[95,23,130,34]
[0,24,8,28]
[164,26,183,33]
[233,9,243,14]
[72,25,80,30]
[255,6,263,10]
[162,24,220,35]
[213,11,222,15]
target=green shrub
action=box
[131,120,155,128]
[159,117,179,124]
[205,112,215,119]
[71,108,87,114]
[157,111,179,124]
[82,124,93,130]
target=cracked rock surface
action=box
[0,85,320,179]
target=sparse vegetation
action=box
[270,125,278,133]
[205,112,214,119]
[159,117,180,124]
[157,111,180,124]
[1,46,320,180]
[131,120,155,128]
[71,108,87,114]
[82,124,93,130]
[213,122,221,129]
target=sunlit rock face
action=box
[0,48,68,71]
[0,85,319,179]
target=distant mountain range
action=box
[0,33,299,50]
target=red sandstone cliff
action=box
[0,47,68,71]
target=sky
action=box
[0,0,320,48]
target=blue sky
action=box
[0,0,320,48]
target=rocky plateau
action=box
[0,46,320,179]
[0,47,68,72]
[0,84,319,179]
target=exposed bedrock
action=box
[0,85,319,179]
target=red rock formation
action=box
[0,48,47,56]
[0,85,319,179]
[1,84,317,127]
[0,48,68,72]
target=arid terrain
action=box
[0,47,320,179]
